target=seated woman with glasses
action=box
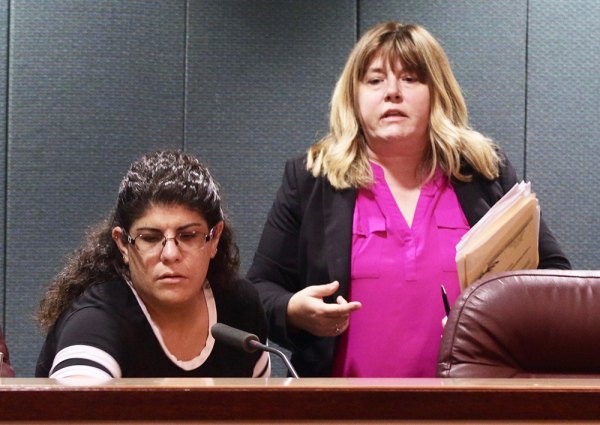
[35,150,270,379]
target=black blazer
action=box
[247,155,571,377]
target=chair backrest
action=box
[437,270,600,378]
[0,325,15,377]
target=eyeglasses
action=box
[125,227,215,255]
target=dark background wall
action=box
[1,0,597,376]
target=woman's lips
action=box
[381,110,408,121]
[157,274,185,283]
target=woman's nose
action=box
[160,237,182,262]
[385,79,402,101]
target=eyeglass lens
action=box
[130,229,212,254]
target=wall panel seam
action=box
[523,0,530,180]
[2,0,11,331]
[183,0,189,152]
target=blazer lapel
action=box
[323,185,356,299]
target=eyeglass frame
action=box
[123,227,216,255]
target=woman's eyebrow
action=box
[132,223,205,232]
[365,66,385,74]
[176,223,205,231]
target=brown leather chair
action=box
[0,326,15,377]
[437,270,600,378]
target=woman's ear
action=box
[210,221,225,258]
[111,227,129,264]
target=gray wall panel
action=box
[0,0,7,329]
[359,0,528,175]
[186,0,356,274]
[7,0,186,375]
[527,0,600,269]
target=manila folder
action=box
[456,187,540,290]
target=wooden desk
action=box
[1,377,600,423]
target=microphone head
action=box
[211,323,260,353]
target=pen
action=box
[441,285,451,316]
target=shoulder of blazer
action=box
[452,151,517,227]
[284,155,357,213]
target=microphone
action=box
[211,323,299,378]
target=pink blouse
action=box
[332,163,469,377]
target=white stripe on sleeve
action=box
[51,364,112,380]
[51,345,122,378]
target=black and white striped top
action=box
[36,277,270,378]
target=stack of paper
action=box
[455,181,540,290]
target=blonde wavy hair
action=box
[307,21,500,189]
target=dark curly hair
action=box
[37,150,240,331]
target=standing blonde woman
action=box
[248,21,570,377]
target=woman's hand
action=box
[286,281,362,337]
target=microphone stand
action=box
[248,340,299,378]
